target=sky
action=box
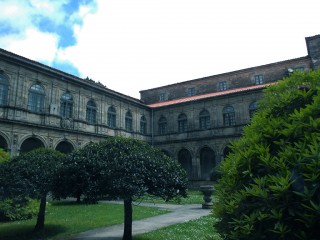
[0,0,319,99]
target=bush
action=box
[214,70,320,239]
[0,197,39,222]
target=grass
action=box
[133,215,222,240]
[0,200,170,240]
[0,191,211,239]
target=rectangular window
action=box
[159,93,165,102]
[187,87,195,96]
[200,116,210,129]
[255,75,264,85]
[295,67,305,72]
[178,120,187,132]
[218,81,227,91]
[159,123,167,135]
[224,113,235,126]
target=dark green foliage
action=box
[3,148,66,232]
[0,149,38,222]
[214,70,320,240]
[52,143,106,203]
[67,136,188,240]
[0,197,38,222]
[97,137,188,201]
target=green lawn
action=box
[0,191,212,239]
[133,215,221,240]
[0,201,170,240]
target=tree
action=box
[214,70,320,239]
[52,143,106,203]
[79,137,188,240]
[4,148,65,232]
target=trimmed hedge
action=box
[214,70,320,239]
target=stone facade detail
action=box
[1,34,320,184]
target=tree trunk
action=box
[123,197,133,240]
[76,192,81,203]
[34,195,47,232]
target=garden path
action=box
[73,202,211,240]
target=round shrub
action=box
[214,70,320,240]
[0,197,39,222]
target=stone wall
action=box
[140,57,311,104]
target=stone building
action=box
[1,34,319,184]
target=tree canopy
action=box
[63,137,188,240]
[214,70,320,239]
[4,148,66,232]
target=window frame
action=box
[159,93,167,102]
[86,99,97,124]
[158,116,167,135]
[254,74,264,85]
[178,113,188,133]
[140,115,147,134]
[218,81,228,91]
[199,109,210,129]
[125,110,133,132]
[223,106,235,126]
[60,92,73,118]
[28,84,45,113]
[107,106,117,128]
[0,72,9,106]
[187,87,196,96]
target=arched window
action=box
[125,110,133,131]
[107,106,116,128]
[199,109,210,129]
[140,115,147,134]
[60,92,73,118]
[178,113,188,132]
[0,72,9,106]
[158,116,167,135]
[86,99,97,124]
[223,106,235,126]
[28,84,45,112]
[249,101,258,118]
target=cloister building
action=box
[1,34,319,184]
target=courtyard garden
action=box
[1,70,320,239]
[0,190,222,240]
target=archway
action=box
[55,141,74,154]
[20,137,45,153]
[0,135,8,151]
[200,147,215,180]
[178,149,192,180]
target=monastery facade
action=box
[1,34,319,184]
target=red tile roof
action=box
[148,83,276,108]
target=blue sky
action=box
[1,0,320,98]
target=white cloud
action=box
[56,0,320,98]
[1,28,59,64]
[2,0,320,99]
[0,0,69,30]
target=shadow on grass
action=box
[0,224,67,240]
